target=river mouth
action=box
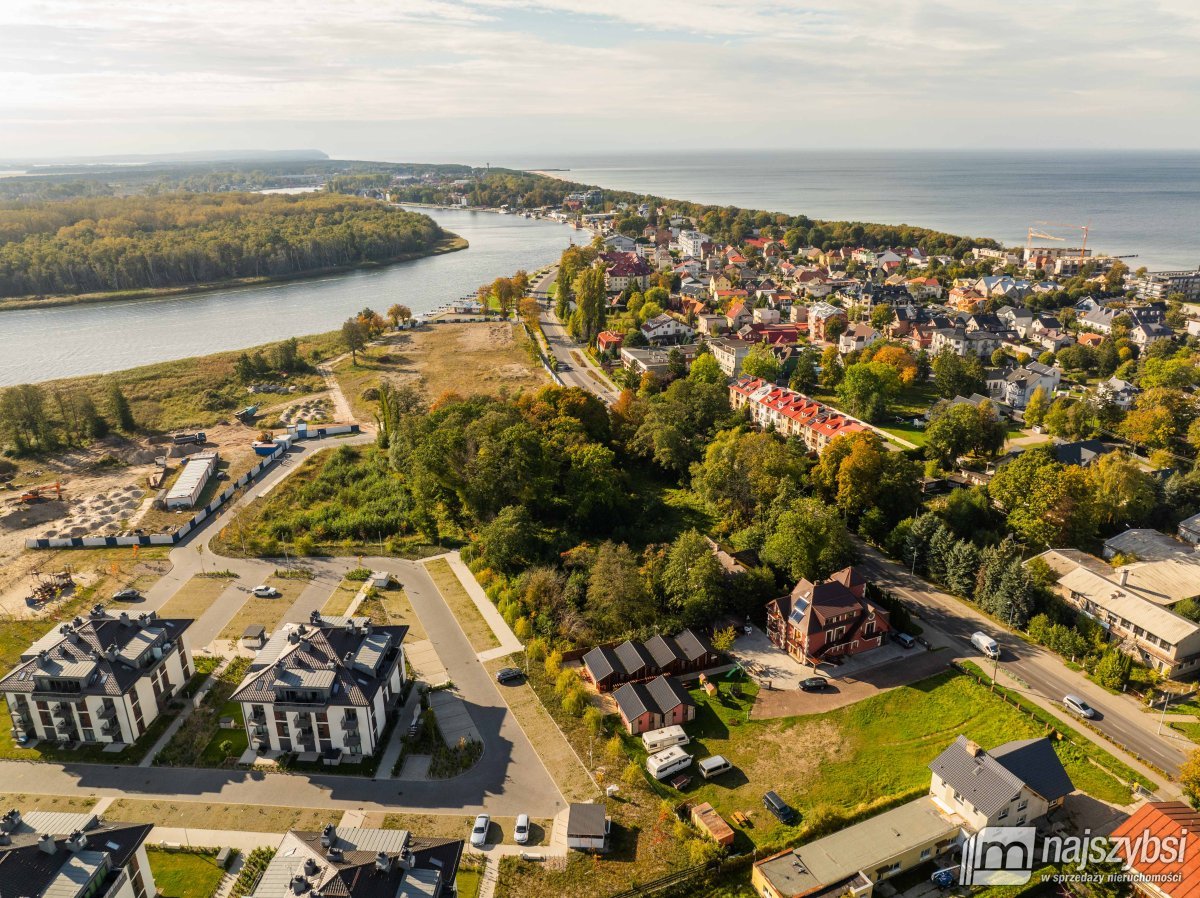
[0,208,582,385]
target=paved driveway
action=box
[727,625,811,689]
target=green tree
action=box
[586,542,652,636]
[688,352,725,385]
[107,382,135,431]
[789,348,818,392]
[341,317,368,363]
[476,505,540,573]
[662,530,726,627]
[932,350,986,399]
[760,498,855,582]
[1087,452,1157,531]
[741,343,781,383]
[870,305,895,331]
[836,361,901,423]
[1024,386,1050,427]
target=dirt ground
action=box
[335,322,548,419]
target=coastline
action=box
[0,233,468,314]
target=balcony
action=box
[252,725,268,737]
[97,705,118,720]
[249,709,266,722]
[100,720,119,736]
[342,718,359,733]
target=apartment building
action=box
[232,612,406,760]
[728,376,868,453]
[0,606,194,747]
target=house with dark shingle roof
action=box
[766,566,890,665]
[582,629,717,692]
[0,605,195,748]
[231,611,407,761]
[612,675,695,735]
[0,808,156,898]
[928,735,1072,830]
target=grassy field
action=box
[105,798,334,832]
[320,576,363,615]
[0,792,98,812]
[356,584,428,643]
[147,849,227,898]
[156,576,232,620]
[485,655,598,802]
[380,812,552,846]
[423,558,499,652]
[217,576,306,640]
[332,321,547,420]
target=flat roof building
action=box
[164,451,219,509]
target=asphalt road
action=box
[856,541,1189,777]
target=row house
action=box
[765,566,890,664]
[232,612,406,761]
[612,675,695,735]
[582,628,718,692]
[1,606,194,748]
[729,377,868,453]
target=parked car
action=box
[894,632,916,649]
[970,631,1000,660]
[762,791,798,825]
[799,676,828,692]
[111,588,142,602]
[514,814,530,844]
[1063,694,1096,719]
[698,755,733,779]
[252,585,280,598]
[495,667,524,685]
[470,814,490,848]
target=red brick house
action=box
[612,675,695,735]
[597,331,625,353]
[765,566,891,664]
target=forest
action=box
[0,192,447,298]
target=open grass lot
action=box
[456,863,484,898]
[320,576,363,616]
[217,576,306,640]
[105,798,333,832]
[356,584,428,643]
[380,813,552,847]
[156,576,231,620]
[332,322,547,420]
[424,558,499,652]
[147,848,227,898]
[484,655,598,802]
[0,792,97,813]
[156,658,250,767]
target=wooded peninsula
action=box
[0,192,452,300]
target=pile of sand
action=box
[40,485,147,539]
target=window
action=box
[921,849,932,860]
[997,808,1009,820]
[1017,816,1026,826]
[1017,800,1028,812]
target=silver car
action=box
[470,814,490,848]
[514,813,530,844]
[1063,694,1095,719]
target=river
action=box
[0,208,583,385]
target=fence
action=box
[25,425,360,550]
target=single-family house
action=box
[1111,802,1200,898]
[838,324,881,355]
[765,566,890,665]
[1096,376,1139,410]
[641,314,695,346]
[612,675,694,735]
[596,331,625,354]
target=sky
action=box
[3,0,1200,161]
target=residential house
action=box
[604,253,652,293]
[766,566,890,664]
[709,337,754,378]
[948,287,986,312]
[231,612,406,760]
[1051,439,1115,467]
[0,606,195,747]
[928,735,1073,830]
[619,344,700,379]
[725,300,753,331]
[248,824,462,898]
[582,629,718,692]
[641,314,695,346]
[807,302,848,341]
[997,362,1060,408]
[1111,802,1200,898]
[596,331,625,354]
[838,324,881,355]
[1077,332,1105,348]
[729,377,868,453]
[753,307,781,325]
[1134,268,1200,302]
[677,230,710,258]
[563,804,610,853]
[0,809,157,898]
[1096,376,1139,410]
[673,258,702,280]
[696,312,726,336]
[1179,513,1200,546]
[906,277,943,300]
[931,326,1003,358]
[612,675,695,735]
[602,233,636,253]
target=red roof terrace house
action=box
[766,566,892,664]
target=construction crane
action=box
[1035,220,1090,264]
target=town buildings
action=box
[729,377,868,454]
[582,629,718,692]
[765,566,891,664]
[231,612,407,760]
[0,606,195,747]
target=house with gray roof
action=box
[582,629,717,692]
[612,675,694,735]
[231,611,407,761]
[929,735,1073,831]
[0,808,156,898]
[0,605,195,748]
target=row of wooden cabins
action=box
[581,628,719,692]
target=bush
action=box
[345,567,372,581]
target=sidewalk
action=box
[149,826,284,853]
[138,657,232,767]
[433,551,523,660]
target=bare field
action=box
[155,576,231,619]
[217,575,306,640]
[0,792,98,813]
[104,798,333,832]
[423,558,499,652]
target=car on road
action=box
[799,676,829,692]
[470,814,490,848]
[111,588,142,602]
[970,631,1001,660]
[514,813,530,844]
[252,585,280,598]
[894,632,916,649]
[762,790,798,825]
[495,667,525,685]
[1063,694,1096,719]
[558,362,571,370]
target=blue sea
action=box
[497,150,1200,271]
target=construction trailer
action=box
[164,452,219,509]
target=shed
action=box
[165,452,219,509]
[369,571,391,589]
[241,624,267,648]
[565,803,609,852]
[690,802,735,847]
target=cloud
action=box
[1,0,1198,155]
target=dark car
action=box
[763,790,798,825]
[111,588,142,602]
[495,667,525,684]
[799,676,828,692]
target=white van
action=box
[642,725,689,754]
[971,631,1000,659]
[698,755,734,779]
[646,745,693,781]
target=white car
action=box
[514,813,530,845]
[252,585,280,598]
[470,814,490,848]
[1063,694,1096,719]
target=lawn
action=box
[484,655,598,802]
[217,576,306,640]
[356,584,428,643]
[320,576,364,616]
[424,558,499,652]
[156,658,251,767]
[147,848,227,898]
[156,576,231,620]
[457,863,484,898]
[0,792,97,813]
[105,798,333,832]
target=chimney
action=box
[342,652,354,667]
[105,645,119,660]
[310,610,322,625]
[326,846,343,861]
[1119,568,1130,587]
[375,851,392,873]
[964,739,982,757]
[320,823,336,848]
[1,809,21,833]
[90,603,106,618]
[303,857,319,876]
[66,830,87,853]
[38,833,57,854]
[290,874,309,895]
[119,612,131,627]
